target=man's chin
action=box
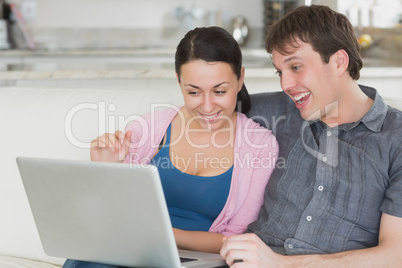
[300,109,322,122]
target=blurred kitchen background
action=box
[0,0,401,95]
[1,0,401,64]
[1,0,399,49]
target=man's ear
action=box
[333,49,349,77]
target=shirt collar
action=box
[311,85,388,133]
[357,85,388,132]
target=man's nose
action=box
[281,73,297,92]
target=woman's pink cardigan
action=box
[124,106,278,236]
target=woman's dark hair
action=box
[175,26,250,113]
[266,5,362,80]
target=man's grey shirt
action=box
[246,86,402,255]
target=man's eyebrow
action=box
[284,56,302,63]
[272,56,302,69]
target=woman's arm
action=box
[212,128,278,236]
[173,228,224,254]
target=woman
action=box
[63,26,278,267]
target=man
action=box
[221,5,402,267]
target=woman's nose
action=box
[202,94,215,112]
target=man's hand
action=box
[221,214,402,268]
[90,130,132,162]
[220,233,283,267]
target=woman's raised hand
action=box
[90,130,132,162]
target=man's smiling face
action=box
[272,40,340,123]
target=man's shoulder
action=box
[246,91,296,129]
[248,91,289,111]
[383,106,402,136]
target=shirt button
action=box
[318,185,324,191]
[327,131,332,137]
[288,244,293,249]
[322,156,327,162]
[307,216,312,221]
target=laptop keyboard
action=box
[180,257,198,263]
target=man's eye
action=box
[275,70,282,76]
[292,66,301,71]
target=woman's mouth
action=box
[200,111,221,121]
[294,92,311,104]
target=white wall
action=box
[8,0,400,50]
[337,0,402,28]
[14,0,265,29]
[12,0,339,30]
[10,0,401,30]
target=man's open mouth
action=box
[294,92,311,104]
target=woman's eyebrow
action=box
[185,84,200,89]
[185,82,229,89]
[213,82,229,88]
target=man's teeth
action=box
[294,92,311,101]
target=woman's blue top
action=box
[150,124,232,231]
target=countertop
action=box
[0,47,177,57]
[0,48,401,80]
[1,67,401,81]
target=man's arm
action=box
[220,213,402,267]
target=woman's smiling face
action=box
[177,60,244,130]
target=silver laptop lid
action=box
[17,157,182,268]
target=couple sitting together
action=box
[64,5,402,268]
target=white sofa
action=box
[0,85,401,267]
[0,86,185,267]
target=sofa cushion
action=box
[0,255,61,268]
[0,86,183,265]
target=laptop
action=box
[16,156,226,268]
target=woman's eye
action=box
[275,70,282,76]
[215,91,226,95]
[187,91,199,95]
[292,65,301,71]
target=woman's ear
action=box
[333,49,349,77]
[238,67,245,92]
[175,72,181,85]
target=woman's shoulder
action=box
[128,106,180,125]
[143,106,181,120]
[125,106,180,134]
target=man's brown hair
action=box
[266,5,362,80]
